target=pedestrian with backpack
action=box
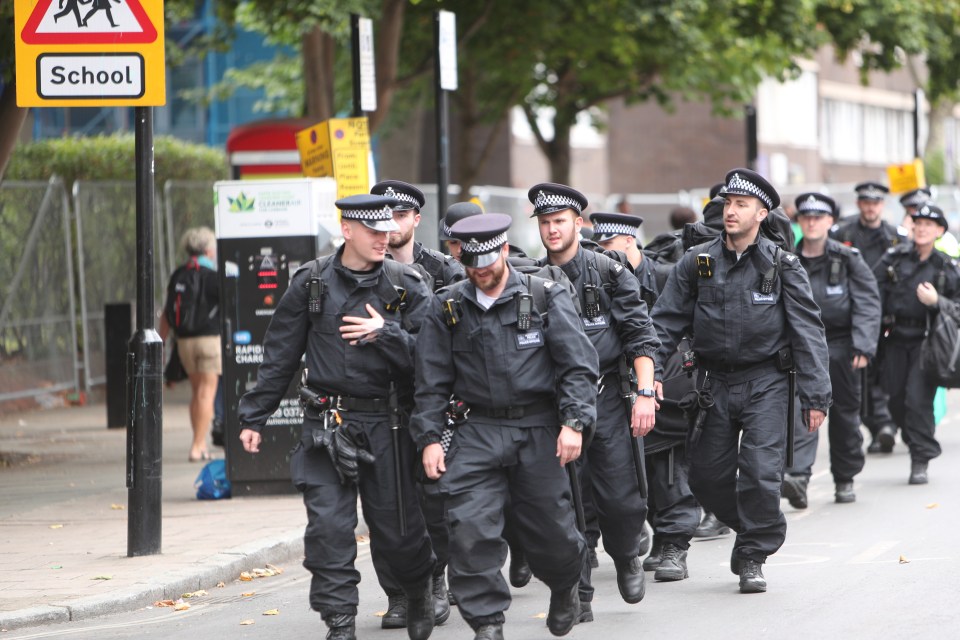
[159,226,221,463]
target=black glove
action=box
[311,428,341,481]
[333,428,376,486]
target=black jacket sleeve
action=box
[847,250,882,357]
[779,252,831,412]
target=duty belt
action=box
[468,398,556,419]
[893,316,927,329]
[697,357,771,373]
[307,392,390,413]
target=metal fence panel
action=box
[162,180,216,268]
[0,178,80,403]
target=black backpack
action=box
[921,311,960,388]
[165,258,216,337]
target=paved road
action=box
[5,416,959,639]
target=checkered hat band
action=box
[903,193,929,207]
[797,199,833,214]
[341,205,394,221]
[724,174,773,209]
[462,232,508,254]
[442,223,454,238]
[440,427,454,454]
[534,191,582,213]
[857,187,886,199]
[384,187,420,208]
[593,222,638,237]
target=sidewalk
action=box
[0,385,345,632]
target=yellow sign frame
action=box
[14,0,166,107]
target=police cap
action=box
[708,182,725,200]
[718,168,780,210]
[911,202,948,229]
[589,212,643,242]
[794,192,837,218]
[371,180,426,212]
[528,182,589,217]
[449,213,512,268]
[335,194,401,232]
[442,201,483,240]
[900,187,932,210]
[854,181,889,201]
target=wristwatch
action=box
[561,418,585,432]
[637,388,657,398]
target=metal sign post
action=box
[434,10,457,247]
[351,14,376,117]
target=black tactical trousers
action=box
[787,341,865,482]
[578,382,648,602]
[863,364,895,436]
[688,364,788,563]
[881,338,942,462]
[442,421,585,629]
[371,479,449,596]
[296,415,435,617]
[645,445,700,548]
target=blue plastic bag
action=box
[934,387,948,426]
[195,459,231,500]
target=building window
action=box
[821,98,913,164]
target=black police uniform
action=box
[652,170,831,577]
[537,243,660,604]
[410,216,598,634]
[237,196,436,638]
[874,210,960,477]
[787,194,881,500]
[413,241,464,291]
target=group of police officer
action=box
[235,170,960,640]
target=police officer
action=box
[531,186,659,619]
[441,201,484,262]
[590,211,659,308]
[411,213,598,640]
[372,180,465,291]
[831,181,904,453]
[874,203,960,484]
[368,180,460,628]
[592,212,701,582]
[900,187,960,258]
[237,194,437,640]
[783,193,881,507]
[652,168,831,593]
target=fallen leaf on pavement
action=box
[899,555,910,564]
[375,611,386,617]
[216,581,226,588]
[533,613,546,619]
[154,600,176,607]
[356,534,369,543]
[239,572,253,581]
[240,620,255,626]
[50,565,62,570]
[241,592,255,597]
[110,504,125,510]
[182,590,208,598]
[266,563,284,574]
[174,601,191,611]
[926,503,939,509]
[91,575,112,580]
[263,609,279,616]
[49,524,63,529]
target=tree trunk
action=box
[368,0,406,133]
[925,97,954,184]
[0,81,29,184]
[547,109,575,185]
[301,27,335,121]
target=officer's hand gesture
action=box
[806,409,826,432]
[556,427,582,466]
[239,428,261,453]
[851,354,869,369]
[917,282,939,307]
[340,304,385,345]
[422,443,446,480]
[631,396,657,437]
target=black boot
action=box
[654,543,688,582]
[381,594,407,629]
[613,556,646,604]
[642,538,663,572]
[877,424,896,453]
[546,583,579,637]
[909,460,929,485]
[405,579,436,640]
[432,574,451,625]
[738,559,767,594]
[578,600,593,623]
[509,551,532,588]
[834,481,856,503]
[694,512,731,538]
[325,614,357,640]
[781,474,809,509]
[474,624,504,640]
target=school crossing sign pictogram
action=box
[15,0,166,107]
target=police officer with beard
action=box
[831,182,905,453]
[238,195,437,640]
[530,185,659,621]
[411,214,598,640]
[651,169,831,594]
[783,193,881,507]
[368,181,462,629]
